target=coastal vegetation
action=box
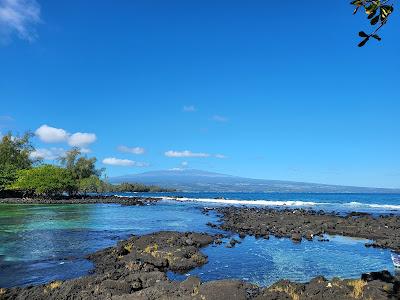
[0,131,173,198]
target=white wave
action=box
[161,197,400,211]
[367,203,400,210]
[162,197,322,207]
[345,202,364,206]
[344,201,400,210]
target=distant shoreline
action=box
[0,195,161,206]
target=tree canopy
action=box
[10,165,77,197]
[0,132,38,191]
[58,148,103,181]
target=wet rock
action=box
[291,233,302,242]
[0,196,161,206]
[215,207,400,251]
[198,280,253,300]
[305,230,314,240]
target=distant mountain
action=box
[109,169,400,193]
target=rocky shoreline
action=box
[0,196,161,206]
[1,231,399,300]
[205,207,400,252]
[2,204,400,299]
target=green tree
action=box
[10,165,77,197]
[58,148,103,180]
[79,175,106,194]
[351,0,394,46]
[0,132,38,191]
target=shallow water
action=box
[0,198,396,288]
[168,235,395,286]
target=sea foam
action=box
[162,197,322,207]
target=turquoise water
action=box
[0,195,397,288]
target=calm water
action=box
[0,193,399,288]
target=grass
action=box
[49,281,62,290]
[347,279,367,299]
[123,243,133,253]
[143,243,159,256]
[43,281,63,295]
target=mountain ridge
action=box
[109,169,400,193]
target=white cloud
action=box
[181,161,188,166]
[35,125,96,150]
[35,125,69,143]
[212,115,228,122]
[30,147,66,160]
[0,0,41,43]
[117,145,145,155]
[165,150,210,158]
[102,157,149,167]
[183,105,196,112]
[215,154,226,159]
[68,132,97,148]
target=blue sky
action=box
[0,0,399,188]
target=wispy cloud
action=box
[118,145,145,155]
[0,115,14,129]
[165,150,226,159]
[183,105,196,112]
[0,0,41,43]
[212,115,228,122]
[102,157,149,167]
[35,124,97,150]
[30,147,66,160]
[169,161,189,171]
[165,150,210,158]
[0,115,13,122]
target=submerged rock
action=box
[1,230,399,299]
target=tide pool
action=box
[0,200,396,288]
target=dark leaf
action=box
[358,37,369,47]
[350,0,363,6]
[370,15,380,25]
[366,4,378,15]
[372,34,382,41]
[358,31,369,38]
[380,5,394,20]
[368,9,377,19]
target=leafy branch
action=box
[351,0,394,46]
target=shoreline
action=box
[2,200,400,299]
[0,196,161,206]
[1,231,399,299]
